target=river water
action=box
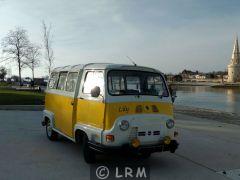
[174,86,240,115]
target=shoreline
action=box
[174,105,240,126]
[170,82,240,88]
[170,82,214,86]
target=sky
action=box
[0,0,240,77]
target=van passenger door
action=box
[57,72,79,137]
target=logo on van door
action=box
[119,106,129,113]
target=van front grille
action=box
[138,132,146,136]
[137,130,160,136]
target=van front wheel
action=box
[140,153,151,159]
[83,135,96,163]
[46,120,58,141]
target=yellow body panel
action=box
[104,102,173,130]
[76,99,105,129]
[46,92,173,134]
[45,93,75,137]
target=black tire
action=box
[139,152,151,159]
[82,134,96,164]
[46,120,58,141]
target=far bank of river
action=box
[170,82,240,87]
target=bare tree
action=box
[25,43,41,85]
[42,21,54,75]
[0,66,7,81]
[1,27,30,85]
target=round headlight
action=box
[119,120,129,131]
[166,119,175,129]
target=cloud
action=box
[1,0,240,77]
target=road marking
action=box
[174,153,216,172]
[217,169,240,180]
[175,153,240,180]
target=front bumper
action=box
[88,140,179,154]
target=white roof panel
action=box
[52,63,162,73]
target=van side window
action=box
[57,72,68,90]
[83,71,104,94]
[48,72,59,89]
[66,72,78,92]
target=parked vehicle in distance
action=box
[42,63,179,163]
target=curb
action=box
[0,105,44,111]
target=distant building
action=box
[181,69,198,80]
[195,74,206,80]
[228,36,240,82]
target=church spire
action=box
[231,35,240,64]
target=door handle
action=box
[71,101,74,106]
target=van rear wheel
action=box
[83,135,96,163]
[46,120,58,141]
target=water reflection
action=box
[174,86,240,114]
[226,89,240,113]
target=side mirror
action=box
[91,86,101,97]
[171,89,177,103]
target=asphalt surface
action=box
[0,110,240,180]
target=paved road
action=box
[0,110,240,180]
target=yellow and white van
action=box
[42,63,178,163]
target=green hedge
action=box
[0,89,45,105]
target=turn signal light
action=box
[106,135,114,142]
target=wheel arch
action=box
[74,123,103,144]
[43,110,54,127]
[74,129,87,144]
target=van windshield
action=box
[108,70,169,97]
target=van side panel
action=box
[76,99,105,129]
[45,92,75,137]
[104,102,173,130]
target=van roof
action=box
[52,63,162,73]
